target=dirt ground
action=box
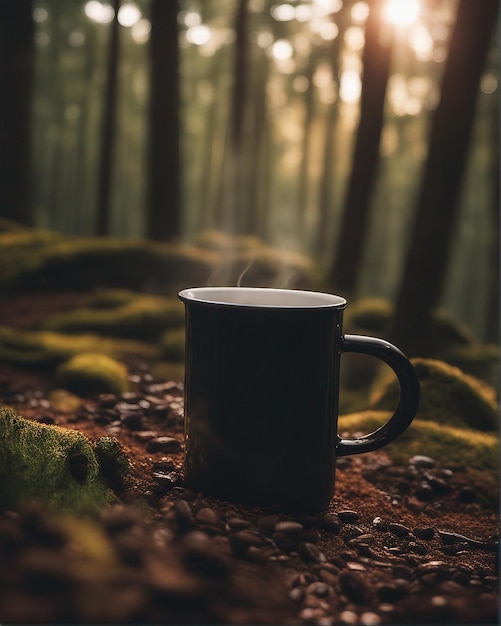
[0,293,498,625]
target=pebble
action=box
[408,455,436,468]
[372,517,388,532]
[458,486,477,503]
[152,471,180,493]
[146,436,181,454]
[120,411,144,430]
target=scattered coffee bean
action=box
[298,542,326,563]
[338,510,359,524]
[338,570,374,605]
[146,436,181,454]
[227,517,251,530]
[307,581,330,597]
[317,514,340,534]
[274,520,303,535]
[388,523,410,538]
[413,526,435,540]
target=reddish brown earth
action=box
[0,293,498,625]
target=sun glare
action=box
[383,0,420,27]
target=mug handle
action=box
[337,334,420,456]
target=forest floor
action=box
[0,293,498,625]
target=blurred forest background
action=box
[0,0,498,355]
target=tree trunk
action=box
[329,0,392,295]
[146,0,180,241]
[389,0,498,355]
[0,0,34,224]
[95,0,120,236]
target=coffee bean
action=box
[388,523,410,538]
[377,582,409,602]
[146,436,181,454]
[317,513,340,534]
[226,517,251,530]
[195,507,222,527]
[413,527,435,540]
[307,581,330,597]
[298,542,326,563]
[274,520,303,535]
[415,483,434,501]
[338,610,360,625]
[360,611,382,625]
[172,499,194,531]
[338,510,359,524]
[289,586,304,602]
[152,471,179,493]
[152,459,175,472]
[409,541,428,555]
[120,411,144,430]
[338,570,373,605]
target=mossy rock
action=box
[0,408,130,514]
[0,326,156,366]
[56,353,129,396]
[39,293,185,341]
[0,224,315,294]
[344,297,393,335]
[338,410,498,504]
[0,234,218,293]
[371,358,498,432]
[160,327,186,362]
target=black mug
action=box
[178,287,420,513]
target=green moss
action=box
[371,358,498,432]
[338,410,498,504]
[344,298,393,334]
[0,325,156,366]
[47,389,83,413]
[160,327,186,361]
[39,293,184,341]
[0,408,129,514]
[56,353,129,396]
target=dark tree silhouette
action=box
[0,0,34,224]
[329,0,392,294]
[95,0,120,236]
[390,0,499,355]
[146,0,180,240]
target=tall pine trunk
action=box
[146,0,180,241]
[329,0,392,295]
[95,0,120,236]
[0,0,34,224]
[389,0,498,355]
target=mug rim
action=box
[178,287,347,309]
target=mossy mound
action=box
[338,410,498,503]
[0,326,156,366]
[371,358,498,432]
[56,354,129,396]
[39,292,185,341]
[441,342,499,391]
[0,224,315,294]
[0,408,130,514]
